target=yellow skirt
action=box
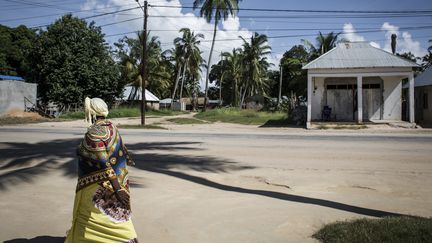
[65,183,137,243]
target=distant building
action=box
[119,85,160,110]
[0,75,37,115]
[413,67,432,125]
[303,42,418,128]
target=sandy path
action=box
[1,120,432,242]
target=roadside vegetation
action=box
[60,108,186,120]
[0,115,50,125]
[117,124,167,130]
[167,117,209,124]
[313,216,432,243]
[194,108,288,125]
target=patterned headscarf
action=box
[84,97,109,125]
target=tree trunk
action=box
[171,64,183,104]
[233,78,238,107]
[179,60,188,101]
[240,87,247,109]
[203,20,218,111]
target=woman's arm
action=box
[109,178,130,209]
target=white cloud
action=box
[342,23,365,42]
[381,22,427,58]
[83,0,257,90]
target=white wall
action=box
[0,80,37,115]
[311,77,325,120]
[382,76,402,120]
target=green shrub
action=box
[313,216,432,243]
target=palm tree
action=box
[174,28,204,100]
[115,32,172,100]
[302,31,340,61]
[221,48,243,107]
[193,0,241,111]
[239,32,272,107]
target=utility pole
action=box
[219,52,222,107]
[136,0,148,126]
[277,63,283,110]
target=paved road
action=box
[1,125,432,242]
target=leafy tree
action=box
[239,32,272,107]
[28,14,121,108]
[397,52,418,63]
[303,31,340,61]
[269,45,308,98]
[0,24,36,76]
[173,28,205,100]
[193,0,241,110]
[115,32,172,100]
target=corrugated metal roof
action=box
[303,42,419,69]
[120,86,159,102]
[0,75,24,81]
[414,67,432,87]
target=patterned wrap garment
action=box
[65,120,138,243]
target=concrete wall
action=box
[0,80,37,115]
[382,76,402,120]
[311,77,325,120]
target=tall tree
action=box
[303,31,340,61]
[193,0,241,110]
[269,45,308,98]
[239,32,272,107]
[173,28,204,100]
[221,48,243,107]
[115,32,172,100]
[28,14,121,108]
[0,24,36,77]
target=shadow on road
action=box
[0,139,80,190]
[1,138,405,218]
[4,236,65,243]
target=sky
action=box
[1,0,432,88]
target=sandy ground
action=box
[1,116,432,242]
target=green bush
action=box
[194,108,287,125]
[313,216,432,243]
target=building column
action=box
[357,75,363,123]
[307,74,312,129]
[409,73,415,123]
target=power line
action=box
[28,6,140,28]
[149,14,432,19]
[150,4,432,14]
[0,3,138,22]
[104,25,432,38]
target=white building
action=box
[119,85,160,110]
[413,67,432,125]
[302,42,418,128]
[0,75,37,115]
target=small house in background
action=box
[0,75,37,115]
[159,98,173,109]
[303,42,418,128]
[413,67,432,125]
[119,85,160,110]
[173,97,220,111]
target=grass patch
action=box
[167,118,208,125]
[60,108,186,119]
[0,116,51,125]
[194,108,288,125]
[313,216,432,243]
[117,124,167,130]
[317,124,368,130]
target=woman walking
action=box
[65,97,138,243]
